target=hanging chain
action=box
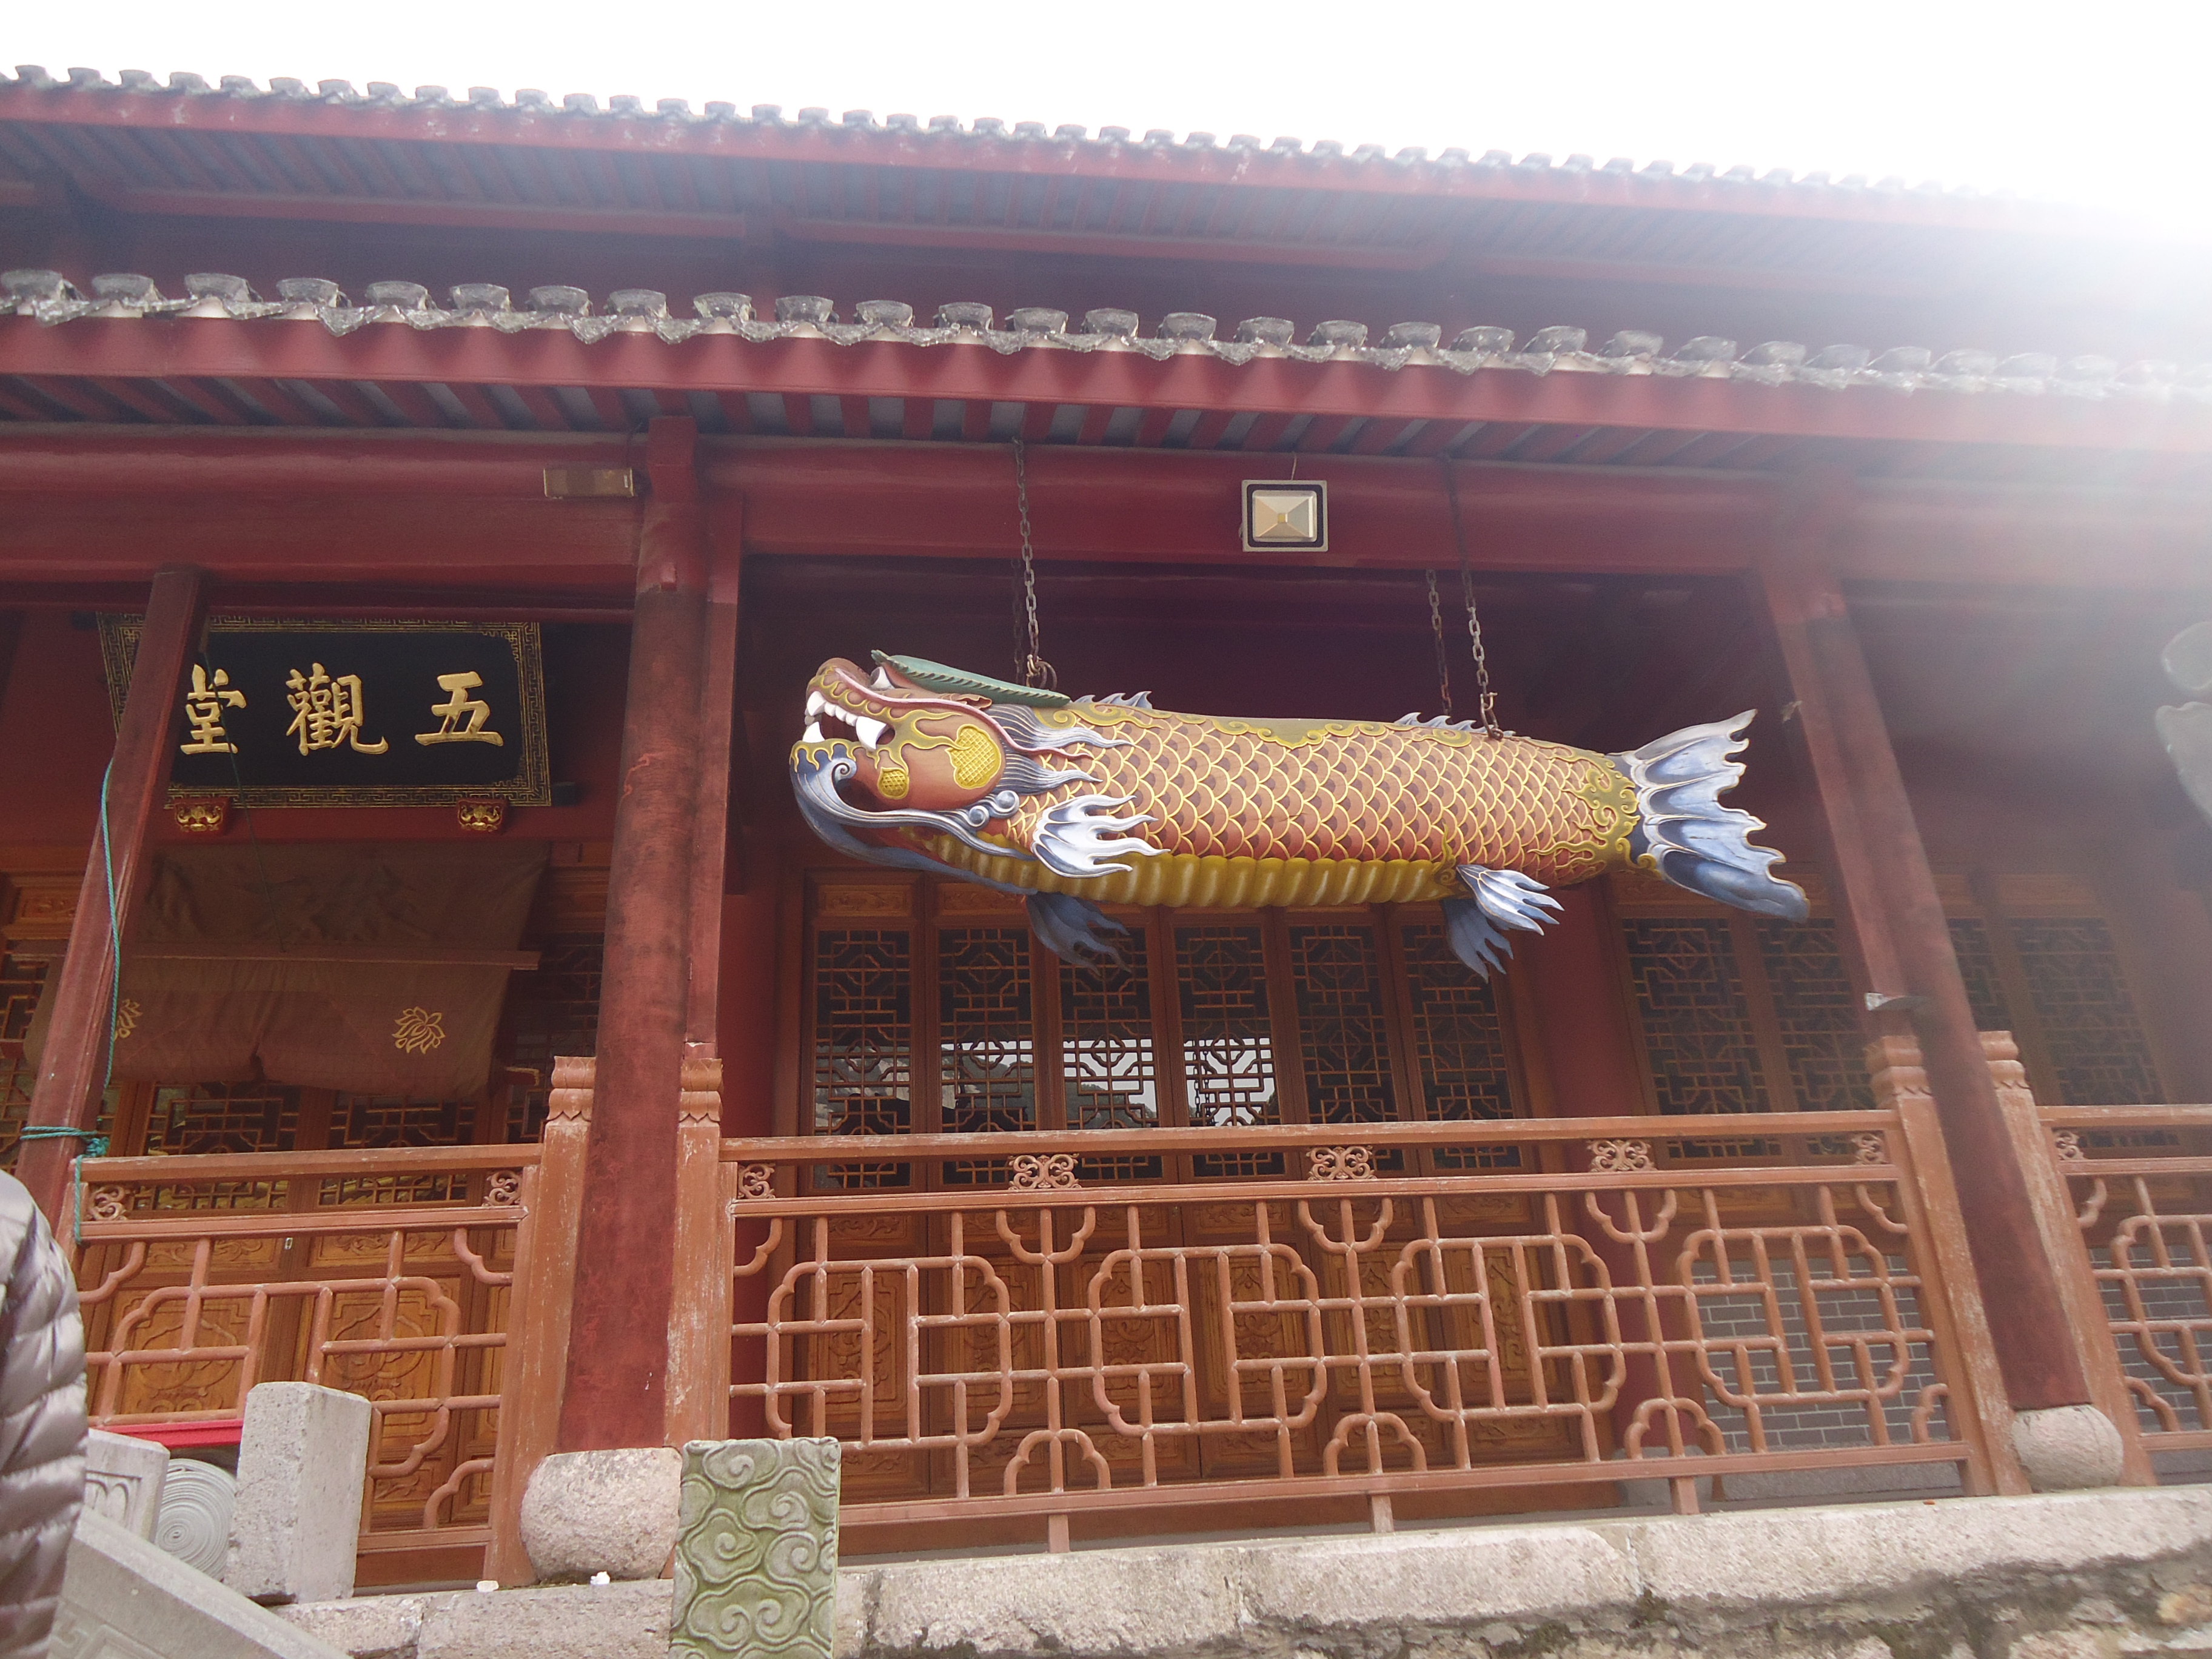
[1424,569,1453,719]
[1011,438,1056,691]
[1441,464,1501,735]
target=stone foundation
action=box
[284,1486,2212,1659]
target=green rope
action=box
[22,760,121,1241]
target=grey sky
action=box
[12,0,2209,234]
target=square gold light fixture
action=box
[1241,480,1327,553]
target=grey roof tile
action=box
[3,270,2199,401]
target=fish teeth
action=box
[853,716,889,747]
[802,721,824,743]
[805,690,826,718]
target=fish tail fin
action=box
[1614,712,1809,922]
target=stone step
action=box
[281,1486,2212,1659]
[58,1508,347,1659]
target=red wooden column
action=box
[666,495,743,1449]
[683,498,743,1053]
[558,420,708,1451]
[23,565,206,1222]
[1757,486,2092,1421]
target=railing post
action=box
[1982,1032,2156,1486]
[1866,1036,2029,1493]
[666,1054,732,1449]
[485,1055,594,1586]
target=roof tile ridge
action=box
[5,270,2202,402]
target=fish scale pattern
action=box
[1007,708,1634,884]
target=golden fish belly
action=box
[927,844,1461,908]
[996,706,1638,890]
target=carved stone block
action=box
[85,1429,169,1540]
[223,1383,370,1604]
[669,1438,840,1659]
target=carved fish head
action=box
[794,657,1009,814]
[789,654,1142,881]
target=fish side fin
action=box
[1442,866,1564,977]
[1614,712,1809,922]
[1031,794,1166,879]
[1028,893,1128,967]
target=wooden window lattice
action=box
[1620,916,1767,1117]
[937,926,1035,1184]
[801,883,1530,1185]
[500,940,604,1142]
[1399,920,1523,1170]
[1754,917,1877,1114]
[1623,890,2164,1118]
[1057,938,1162,1181]
[809,926,914,1187]
[2010,917,2163,1106]
[0,951,49,1168]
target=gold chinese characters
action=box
[179,665,246,755]
[285,663,389,756]
[181,665,511,760]
[415,672,505,746]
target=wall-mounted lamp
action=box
[1241,480,1327,553]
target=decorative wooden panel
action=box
[501,941,603,1142]
[138,1084,299,1208]
[1946,919,2014,1033]
[937,925,1035,1184]
[809,927,914,1187]
[1175,923,1283,1178]
[1398,920,1524,1170]
[1058,939,1162,1181]
[1753,919,1875,1112]
[1287,924,1398,1127]
[0,950,47,1167]
[2009,917,2163,1105]
[1619,917,1767,1116]
[1174,925,1281,1131]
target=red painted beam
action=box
[3,433,2207,591]
[87,183,746,241]
[12,318,2197,455]
[0,85,2089,234]
[774,211,1449,272]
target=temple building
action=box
[3,66,2211,1593]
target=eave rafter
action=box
[6,317,2211,456]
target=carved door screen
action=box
[793,873,1572,1504]
[1612,868,2171,1125]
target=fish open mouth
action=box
[802,691,888,754]
[797,663,912,808]
[799,666,897,751]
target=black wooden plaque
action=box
[100,617,551,807]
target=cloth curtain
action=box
[30,842,546,1098]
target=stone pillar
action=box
[23,565,206,1221]
[84,1429,169,1540]
[558,418,708,1452]
[223,1382,371,1604]
[1759,523,2107,1441]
